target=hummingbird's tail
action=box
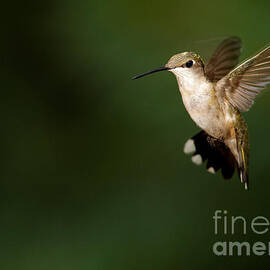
[183,130,237,181]
[234,126,249,190]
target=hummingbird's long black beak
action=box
[132,66,169,80]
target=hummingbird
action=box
[133,37,270,190]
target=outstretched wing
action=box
[205,37,242,82]
[216,45,270,112]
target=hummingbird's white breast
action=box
[171,67,226,138]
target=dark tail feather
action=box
[183,131,237,180]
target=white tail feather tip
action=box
[184,139,196,154]
[207,167,215,174]
[191,154,202,165]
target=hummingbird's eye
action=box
[185,60,194,68]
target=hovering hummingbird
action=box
[133,37,270,190]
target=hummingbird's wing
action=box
[216,45,270,112]
[205,37,242,82]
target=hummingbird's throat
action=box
[171,67,206,92]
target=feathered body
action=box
[134,37,270,190]
[169,52,249,188]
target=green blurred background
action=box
[1,0,270,269]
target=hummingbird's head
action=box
[132,52,205,80]
[165,52,205,79]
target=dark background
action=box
[1,0,270,269]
